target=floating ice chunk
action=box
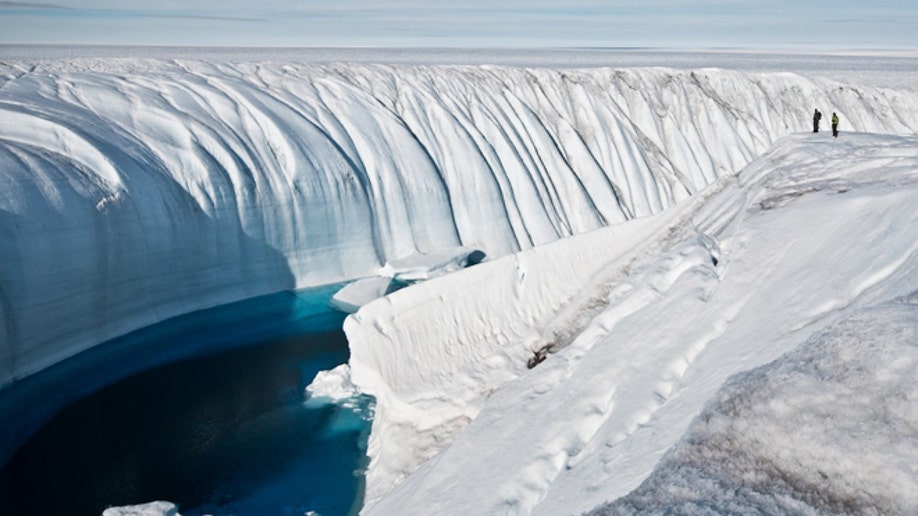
[101,501,180,516]
[305,365,375,440]
[329,277,395,314]
[305,364,360,405]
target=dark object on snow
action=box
[832,112,840,138]
[813,108,822,133]
[466,249,487,266]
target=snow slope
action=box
[3,59,918,386]
[592,297,917,515]
[341,132,918,514]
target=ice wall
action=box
[2,59,918,384]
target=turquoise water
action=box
[0,285,372,516]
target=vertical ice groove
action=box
[456,98,534,249]
[307,85,399,266]
[523,71,600,235]
[393,73,507,250]
[501,88,573,237]
[0,108,124,193]
[473,89,558,246]
[564,82,634,222]
[435,81,527,248]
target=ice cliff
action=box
[2,59,918,389]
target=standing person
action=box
[832,112,840,138]
[813,108,822,133]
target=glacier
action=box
[3,58,918,387]
[2,54,918,515]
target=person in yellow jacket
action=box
[831,112,840,138]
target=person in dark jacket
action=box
[832,112,840,138]
[813,108,822,133]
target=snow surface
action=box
[343,132,918,514]
[3,58,918,386]
[592,297,918,515]
[2,54,918,516]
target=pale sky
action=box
[1,0,917,50]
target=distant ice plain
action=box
[3,45,918,91]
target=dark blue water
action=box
[0,285,372,516]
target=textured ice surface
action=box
[3,58,918,386]
[590,299,918,515]
[2,52,918,516]
[348,133,918,514]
